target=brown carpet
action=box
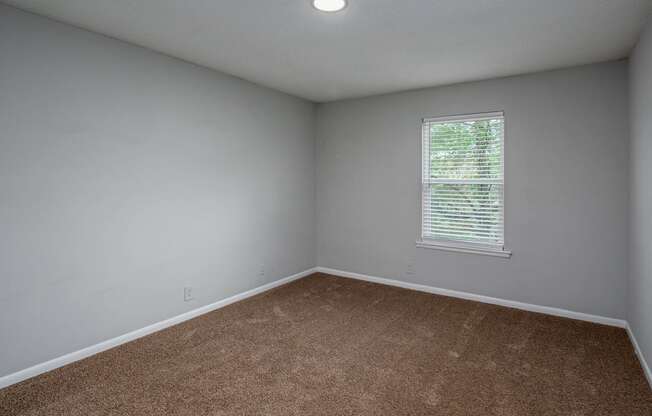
[1,273,650,415]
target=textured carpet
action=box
[1,273,651,415]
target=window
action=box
[418,112,510,257]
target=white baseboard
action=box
[0,267,317,390]
[4,267,648,392]
[315,267,627,328]
[626,323,652,389]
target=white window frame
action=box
[417,111,511,258]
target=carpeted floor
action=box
[1,273,651,415]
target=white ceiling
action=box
[5,0,652,102]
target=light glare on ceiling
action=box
[312,0,347,13]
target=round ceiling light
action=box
[312,0,347,13]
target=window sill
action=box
[416,240,512,258]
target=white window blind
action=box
[421,112,505,250]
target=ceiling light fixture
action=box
[312,0,347,13]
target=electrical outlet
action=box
[184,287,193,302]
[259,265,265,276]
[406,263,415,276]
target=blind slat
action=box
[424,213,504,220]
[423,231,501,242]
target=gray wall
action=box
[0,5,316,377]
[316,61,630,319]
[629,17,652,373]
